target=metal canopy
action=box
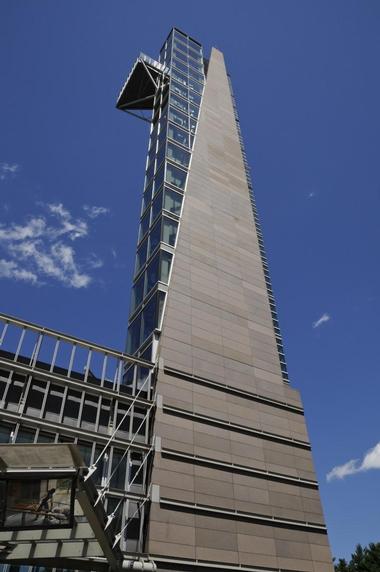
[116,53,169,111]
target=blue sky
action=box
[1,0,379,560]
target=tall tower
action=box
[117,28,334,572]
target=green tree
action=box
[334,542,380,572]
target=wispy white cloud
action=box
[0,203,104,288]
[327,442,380,482]
[0,162,20,181]
[312,313,330,329]
[83,205,110,219]
[308,191,316,199]
[0,259,38,284]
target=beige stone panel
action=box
[237,533,276,555]
[195,547,239,564]
[148,540,195,559]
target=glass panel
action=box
[81,394,98,430]
[77,441,93,466]
[141,183,152,213]
[37,431,55,443]
[5,378,24,411]
[16,427,35,443]
[160,251,173,283]
[62,389,81,426]
[190,118,197,134]
[189,103,199,119]
[148,219,161,255]
[153,164,164,194]
[189,77,203,94]
[127,314,141,354]
[171,68,188,86]
[170,80,188,99]
[138,209,150,242]
[188,91,202,106]
[98,398,111,433]
[166,163,187,190]
[135,237,147,274]
[151,190,163,222]
[168,106,189,129]
[145,160,154,185]
[168,122,189,148]
[44,384,64,421]
[141,295,157,342]
[130,273,145,313]
[25,380,46,416]
[157,291,166,328]
[162,217,178,246]
[145,253,160,295]
[156,142,165,169]
[163,187,183,216]
[172,58,188,74]
[189,47,203,62]
[188,38,202,53]
[173,37,188,52]
[172,49,187,63]
[167,142,190,168]
[170,93,188,113]
[110,449,127,490]
[189,68,204,84]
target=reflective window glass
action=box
[189,103,199,119]
[153,164,164,194]
[167,142,190,168]
[141,295,157,342]
[171,68,188,86]
[173,39,188,54]
[138,209,150,242]
[16,427,35,443]
[172,58,188,74]
[166,163,187,190]
[168,106,189,129]
[190,118,197,134]
[160,251,173,283]
[0,423,13,443]
[156,142,165,169]
[135,237,147,274]
[130,273,144,313]
[188,91,202,106]
[188,38,202,52]
[189,77,203,94]
[25,380,46,416]
[170,93,188,113]
[148,219,161,255]
[78,441,93,467]
[162,217,178,246]
[141,183,152,213]
[127,314,142,354]
[189,46,203,62]
[145,160,154,185]
[189,68,204,84]
[173,49,187,63]
[81,394,98,430]
[151,190,162,222]
[111,449,127,490]
[44,384,64,421]
[98,398,111,433]
[163,187,183,215]
[145,253,160,294]
[63,389,81,425]
[168,122,189,148]
[170,80,188,99]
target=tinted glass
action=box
[166,163,187,190]
[168,123,189,148]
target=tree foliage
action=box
[334,543,380,572]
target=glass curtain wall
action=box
[126,29,205,358]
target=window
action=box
[171,68,188,86]
[168,106,189,130]
[5,378,25,411]
[16,426,35,443]
[170,80,188,99]
[130,273,145,313]
[170,93,188,114]
[135,238,148,274]
[189,77,203,94]
[172,58,188,75]
[141,183,152,213]
[148,219,161,256]
[160,250,173,283]
[81,394,99,430]
[0,422,14,443]
[127,314,142,354]
[189,103,200,119]
[172,49,187,64]
[151,189,162,222]
[78,441,93,467]
[44,384,64,421]
[145,253,160,295]
[189,68,204,84]
[98,397,111,433]
[153,164,164,194]
[25,380,46,416]
[116,404,131,439]
[163,187,183,216]
[168,122,189,148]
[167,142,190,168]
[62,389,81,426]
[138,209,150,243]
[190,118,197,134]
[37,431,55,443]
[188,91,201,106]
[166,163,187,190]
[141,295,157,342]
[110,449,127,490]
[156,142,165,169]
[162,217,178,246]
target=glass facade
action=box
[126,29,205,357]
